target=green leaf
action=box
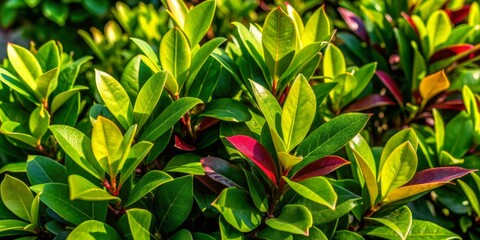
[244,170,268,212]
[120,209,152,240]
[31,183,108,225]
[219,216,244,240]
[35,40,60,72]
[133,71,167,130]
[155,175,193,233]
[67,220,121,240]
[1,121,38,147]
[469,2,480,26]
[29,106,50,140]
[49,125,104,180]
[1,175,33,221]
[379,129,418,173]
[293,113,369,175]
[212,187,262,233]
[27,155,67,185]
[68,175,118,201]
[160,28,191,88]
[163,153,204,175]
[119,141,153,186]
[350,147,378,207]
[281,75,316,151]
[302,6,330,46]
[333,231,365,240]
[351,62,377,99]
[266,204,312,236]
[0,219,29,234]
[56,56,92,93]
[462,86,480,144]
[165,0,188,27]
[30,193,40,227]
[184,0,216,47]
[41,1,69,26]
[0,68,37,103]
[141,97,202,142]
[364,206,412,240]
[200,98,251,122]
[284,176,337,209]
[262,7,296,80]
[427,10,451,52]
[130,38,160,68]
[7,43,42,92]
[170,229,193,240]
[444,111,473,158]
[35,67,58,100]
[458,179,480,216]
[95,69,133,130]
[0,162,26,174]
[92,116,124,176]
[250,80,282,134]
[323,44,345,79]
[379,142,417,199]
[408,220,460,239]
[126,170,173,206]
[51,86,88,114]
[433,109,444,154]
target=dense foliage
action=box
[0,0,479,239]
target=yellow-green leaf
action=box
[277,151,303,170]
[1,175,33,221]
[92,116,124,176]
[7,43,42,91]
[351,148,378,208]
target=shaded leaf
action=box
[126,170,173,206]
[67,220,121,240]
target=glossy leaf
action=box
[427,10,452,50]
[262,7,296,80]
[30,183,108,225]
[419,70,450,104]
[130,38,160,67]
[323,44,345,79]
[293,113,369,174]
[165,0,188,27]
[219,216,244,240]
[0,219,29,234]
[200,98,252,122]
[364,206,412,240]
[379,128,418,173]
[50,86,88,114]
[382,167,474,204]
[92,116,124,176]
[7,43,42,91]
[408,220,460,239]
[184,0,215,47]
[95,70,133,130]
[29,106,50,140]
[163,153,204,175]
[133,71,167,130]
[141,97,202,142]
[350,148,378,207]
[35,40,60,72]
[119,141,153,186]
[345,94,395,112]
[433,108,444,154]
[334,231,365,240]
[379,142,417,199]
[462,86,480,144]
[281,75,316,151]
[0,121,37,147]
[155,175,193,233]
[49,125,104,179]
[67,220,121,240]
[1,175,33,221]
[338,8,368,43]
[119,209,152,240]
[160,28,191,88]
[458,179,480,215]
[444,111,473,158]
[126,170,173,206]
[277,151,303,171]
[201,157,247,190]
[212,187,262,233]
[302,6,331,46]
[35,68,58,100]
[244,170,268,212]
[265,204,312,236]
[226,135,277,184]
[429,44,474,64]
[292,156,349,182]
[0,68,37,103]
[283,176,337,209]
[375,70,403,105]
[68,175,118,201]
[351,62,377,99]
[26,155,67,185]
[250,80,282,134]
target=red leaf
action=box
[338,7,369,44]
[226,135,278,184]
[445,5,471,25]
[429,44,474,64]
[197,117,220,133]
[174,135,196,151]
[406,167,476,186]
[375,70,404,105]
[292,156,349,182]
[344,94,396,112]
[401,12,418,35]
[431,99,466,111]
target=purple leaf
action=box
[174,135,196,151]
[226,135,278,184]
[429,44,474,64]
[292,156,349,182]
[200,156,246,189]
[431,99,466,111]
[338,7,369,44]
[445,5,471,25]
[401,12,418,35]
[195,175,225,194]
[406,167,476,186]
[344,94,396,112]
[196,117,220,133]
[375,70,404,105]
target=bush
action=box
[0,0,479,239]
